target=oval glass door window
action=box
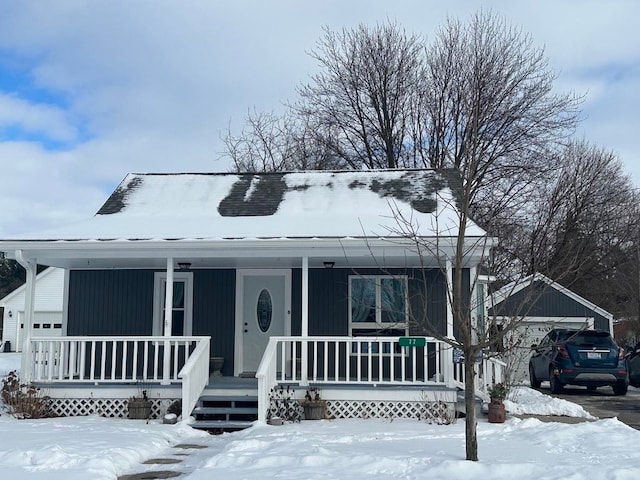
[257,289,273,332]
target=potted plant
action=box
[487,383,507,423]
[487,383,508,403]
[127,390,152,419]
[300,387,326,420]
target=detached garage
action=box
[0,267,65,352]
[489,273,614,385]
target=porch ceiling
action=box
[2,237,464,270]
[3,238,488,269]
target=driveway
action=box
[541,383,640,430]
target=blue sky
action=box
[0,0,638,236]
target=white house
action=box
[1,267,65,352]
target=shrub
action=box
[267,385,303,423]
[1,370,52,419]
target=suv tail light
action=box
[619,347,625,360]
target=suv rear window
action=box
[560,330,615,348]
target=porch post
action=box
[15,250,37,382]
[162,257,174,385]
[469,266,478,344]
[301,256,309,385]
[443,259,454,387]
[446,260,454,339]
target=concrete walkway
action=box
[118,443,209,480]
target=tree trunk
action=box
[464,353,478,461]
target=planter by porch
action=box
[302,400,327,420]
[128,400,152,419]
[210,356,224,377]
[487,398,506,423]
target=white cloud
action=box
[0,93,77,142]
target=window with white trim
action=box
[349,275,409,352]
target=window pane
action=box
[257,289,273,333]
[162,281,186,308]
[351,278,376,323]
[171,311,184,336]
[173,282,185,308]
[380,278,406,323]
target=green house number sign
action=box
[398,337,426,347]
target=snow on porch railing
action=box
[28,336,210,385]
[256,336,449,422]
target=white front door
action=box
[235,270,291,375]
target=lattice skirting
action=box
[325,400,455,424]
[48,397,177,419]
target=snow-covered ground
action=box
[1,352,639,479]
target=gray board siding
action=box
[291,267,449,338]
[67,267,455,378]
[67,270,154,336]
[490,280,610,332]
[192,270,236,376]
[67,269,237,375]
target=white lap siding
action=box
[0,268,64,352]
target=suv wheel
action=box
[549,370,564,394]
[613,382,628,396]
[529,365,541,389]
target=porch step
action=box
[190,394,258,433]
[189,420,256,430]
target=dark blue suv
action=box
[529,329,628,395]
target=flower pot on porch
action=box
[487,398,506,423]
[210,356,224,377]
[128,400,152,419]
[302,400,327,420]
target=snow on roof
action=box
[5,170,487,241]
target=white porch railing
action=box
[256,336,452,422]
[178,336,211,420]
[28,336,210,386]
[452,353,507,398]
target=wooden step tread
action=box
[198,395,258,402]
[190,420,255,430]
[193,406,257,415]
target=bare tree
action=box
[222,109,348,172]
[220,12,594,461]
[294,22,424,169]
[414,11,580,461]
[522,140,640,314]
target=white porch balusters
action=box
[162,257,174,385]
[16,250,37,382]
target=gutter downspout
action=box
[15,250,37,382]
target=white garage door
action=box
[16,312,63,352]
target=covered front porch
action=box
[25,333,505,425]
